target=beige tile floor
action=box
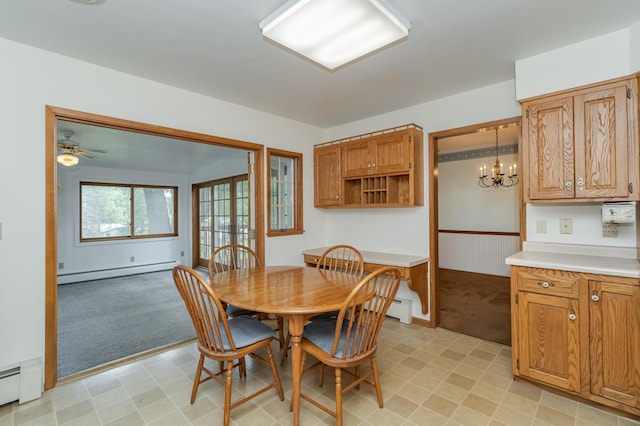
[1,319,639,425]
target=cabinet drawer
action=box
[516,268,580,298]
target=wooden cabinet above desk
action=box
[314,124,424,208]
[302,247,429,315]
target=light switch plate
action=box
[536,219,547,233]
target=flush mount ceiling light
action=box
[259,0,410,71]
[57,152,79,167]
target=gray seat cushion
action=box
[221,316,275,350]
[303,319,353,359]
[226,304,257,317]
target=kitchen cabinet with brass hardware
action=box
[313,124,423,208]
[521,74,639,203]
[511,266,640,416]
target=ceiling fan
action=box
[57,129,106,166]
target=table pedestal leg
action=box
[288,315,304,426]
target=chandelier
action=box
[478,128,518,188]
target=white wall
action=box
[515,29,632,100]
[57,166,191,283]
[438,153,519,233]
[0,37,325,372]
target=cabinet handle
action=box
[368,163,371,168]
[565,180,573,189]
[336,194,339,199]
[372,162,376,168]
[591,290,600,303]
[569,309,577,322]
[577,177,584,190]
[537,281,555,289]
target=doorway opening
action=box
[428,117,524,345]
[45,106,265,389]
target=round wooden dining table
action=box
[211,265,361,426]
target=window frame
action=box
[266,148,303,237]
[79,181,178,242]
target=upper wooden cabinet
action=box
[342,130,413,177]
[314,124,424,208]
[521,75,639,202]
[313,145,341,207]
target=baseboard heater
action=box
[57,260,178,284]
[0,358,42,405]
[386,298,412,324]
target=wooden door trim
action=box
[428,116,524,327]
[44,105,265,389]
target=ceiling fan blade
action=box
[78,147,107,154]
[75,151,96,159]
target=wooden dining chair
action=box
[315,244,365,278]
[209,244,286,349]
[297,266,401,426]
[172,265,284,426]
[281,244,365,366]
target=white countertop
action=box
[303,247,428,268]
[506,242,640,278]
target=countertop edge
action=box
[303,247,429,268]
[506,251,640,278]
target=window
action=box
[80,182,177,241]
[267,148,303,236]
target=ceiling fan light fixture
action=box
[57,153,79,167]
[259,0,410,71]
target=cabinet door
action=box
[516,291,582,393]
[342,140,372,177]
[574,82,631,199]
[523,96,574,200]
[589,280,640,408]
[314,146,341,207]
[373,131,412,174]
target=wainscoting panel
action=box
[438,231,520,277]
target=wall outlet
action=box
[536,219,547,233]
[559,218,573,234]
[130,256,135,262]
[58,262,64,270]
[602,223,618,238]
[181,251,184,257]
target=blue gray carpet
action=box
[57,270,196,378]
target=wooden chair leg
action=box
[223,360,234,426]
[276,316,285,350]
[318,364,325,387]
[266,344,285,400]
[335,367,343,426]
[280,332,291,366]
[371,357,384,408]
[191,354,205,404]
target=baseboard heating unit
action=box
[0,358,42,405]
[386,298,412,324]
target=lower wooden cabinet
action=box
[511,266,640,416]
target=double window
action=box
[80,182,177,241]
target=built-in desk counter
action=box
[302,247,429,314]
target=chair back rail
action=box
[173,265,236,353]
[316,244,365,278]
[331,266,400,359]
